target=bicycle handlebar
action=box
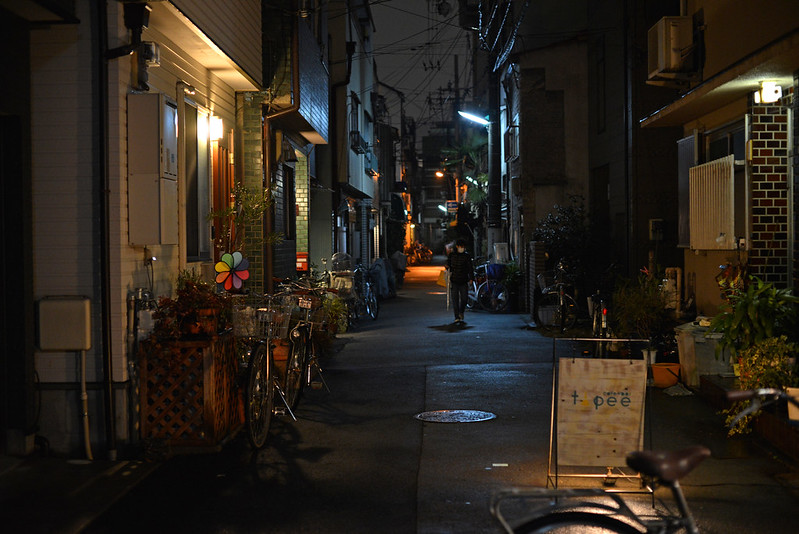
[727,388,797,403]
[726,388,799,429]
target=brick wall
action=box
[748,93,792,285]
[295,154,309,255]
[794,78,799,289]
[239,93,265,294]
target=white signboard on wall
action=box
[556,358,647,467]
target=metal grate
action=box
[689,154,735,250]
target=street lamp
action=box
[457,110,489,126]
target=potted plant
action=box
[724,335,799,435]
[708,275,799,362]
[152,269,230,340]
[612,269,675,346]
[500,260,523,312]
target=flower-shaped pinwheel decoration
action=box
[215,251,250,291]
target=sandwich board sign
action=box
[556,358,646,467]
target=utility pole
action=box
[486,68,502,253]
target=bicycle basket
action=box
[232,301,257,337]
[331,252,353,271]
[255,302,292,339]
[486,263,505,280]
[537,271,555,292]
[310,306,327,330]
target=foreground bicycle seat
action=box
[626,445,710,483]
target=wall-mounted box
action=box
[37,297,91,351]
[127,92,179,245]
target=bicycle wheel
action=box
[478,280,509,312]
[514,511,643,533]
[246,343,274,449]
[365,285,379,320]
[535,292,577,331]
[466,280,479,310]
[283,334,307,411]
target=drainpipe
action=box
[330,40,356,254]
[95,0,116,460]
[263,17,302,293]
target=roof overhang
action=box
[149,2,260,91]
[641,29,799,128]
[0,0,78,23]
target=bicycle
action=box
[273,280,331,415]
[535,259,578,331]
[231,294,292,448]
[491,445,710,533]
[476,262,509,313]
[588,289,611,356]
[466,261,488,310]
[355,262,380,320]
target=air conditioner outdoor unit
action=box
[647,16,693,80]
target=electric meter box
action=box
[37,296,92,351]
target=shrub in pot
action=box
[724,335,799,435]
[709,275,799,361]
[612,269,675,351]
[152,270,230,340]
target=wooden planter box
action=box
[139,333,243,453]
[754,410,799,463]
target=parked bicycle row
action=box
[230,255,385,450]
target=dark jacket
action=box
[447,250,474,284]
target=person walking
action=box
[446,237,474,325]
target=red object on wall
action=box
[296,252,309,271]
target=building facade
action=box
[0,0,333,458]
[641,0,799,315]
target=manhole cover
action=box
[414,409,496,423]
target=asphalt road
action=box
[84,261,799,533]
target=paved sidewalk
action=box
[0,454,158,534]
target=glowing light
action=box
[458,110,489,126]
[210,116,224,140]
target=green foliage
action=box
[709,275,799,359]
[322,293,348,334]
[724,335,799,435]
[501,260,523,289]
[465,173,488,204]
[532,195,592,275]
[152,272,230,341]
[207,184,282,255]
[612,270,674,342]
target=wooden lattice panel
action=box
[139,335,242,449]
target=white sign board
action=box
[556,358,647,467]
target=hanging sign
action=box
[446,200,458,214]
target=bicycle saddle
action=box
[626,445,710,483]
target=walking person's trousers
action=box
[451,282,468,320]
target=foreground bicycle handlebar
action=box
[726,388,799,429]
[492,445,709,533]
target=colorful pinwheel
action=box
[215,251,250,291]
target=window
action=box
[185,104,211,261]
[283,164,296,241]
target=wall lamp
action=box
[209,116,224,140]
[754,81,782,104]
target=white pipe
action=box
[80,349,93,460]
